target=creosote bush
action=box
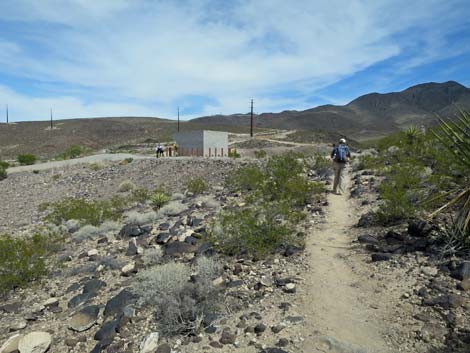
[254,150,267,158]
[0,232,60,294]
[187,177,208,195]
[0,166,6,180]
[133,258,221,336]
[60,144,83,159]
[214,153,320,257]
[46,198,122,226]
[17,153,36,165]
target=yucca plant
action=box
[430,111,470,232]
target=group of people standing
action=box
[154,143,177,158]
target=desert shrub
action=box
[118,180,136,193]
[17,154,36,165]
[88,163,104,171]
[133,259,221,336]
[125,157,134,164]
[124,210,157,226]
[150,191,171,210]
[0,161,9,169]
[61,144,83,159]
[0,233,58,294]
[130,188,150,203]
[373,163,423,225]
[254,150,267,158]
[435,222,470,257]
[73,225,100,242]
[142,247,163,266]
[187,177,208,194]
[231,152,318,207]
[0,166,6,180]
[46,198,123,226]
[157,201,188,217]
[209,203,301,257]
[228,149,241,158]
[312,153,331,177]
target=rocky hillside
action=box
[192,81,470,139]
[0,117,257,160]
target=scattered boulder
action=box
[69,305,100,332]
[164,242,197,256]
[83,279,106,294]
[126,238,139,256]
[219,328,236,345]
[0,334,22,353]
[371,253,392,262]
[118,224,142,239]
[357,234,379,244]
[104,289,136,318]
[408,220,432,237]
[139,332,159,353]
[17,332,52,353]
[121,262,136,276]
[156,343,171,353]
[357,213,374,227]
[451,261,470,281]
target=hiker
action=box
[330,138,351,194]
[155,143,164,158]
[172,143,178,157]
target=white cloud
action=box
[0,0,468,120]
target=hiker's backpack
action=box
[334,145,348,162]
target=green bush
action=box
[229,152,318,207]
[187,177,208,194]
[150,191,171,210]
[435,222,470,257]
[131,188,151,202]
[209,203,302,257]
[214,153,319,258]
[45,198,122,226]
[254,150,267,158]
[228,149,241,158]
[313,153,331,176]
[0,161,9,169]
[0,166,6,180]
[17,154,36,165]
[88,163,104,171]
[61,144,83,159]
[0,233,57,294]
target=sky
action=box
[0,0,469,122]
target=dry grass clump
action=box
[124,211,157,226]
[133,257,221,336]
[118,180,136,192]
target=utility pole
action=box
[250,99,254,137]
[6,104,8,124]
[50,108,53,130]
[177,106,180,132]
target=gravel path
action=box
[7,153,154,174]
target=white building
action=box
[174,130,229,157]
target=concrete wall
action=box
[174,131,203,156]
[174,130,228,157]
[203,130,228,157]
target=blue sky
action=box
[0,0,469,122]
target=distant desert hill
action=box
[0,117,259,159]
[192,81,470,139]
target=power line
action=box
[250,99,254,137]
[6,104,8,124]
[177,106,180,132]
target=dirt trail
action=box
[298,168,393,353]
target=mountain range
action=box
[191,81,470,139]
